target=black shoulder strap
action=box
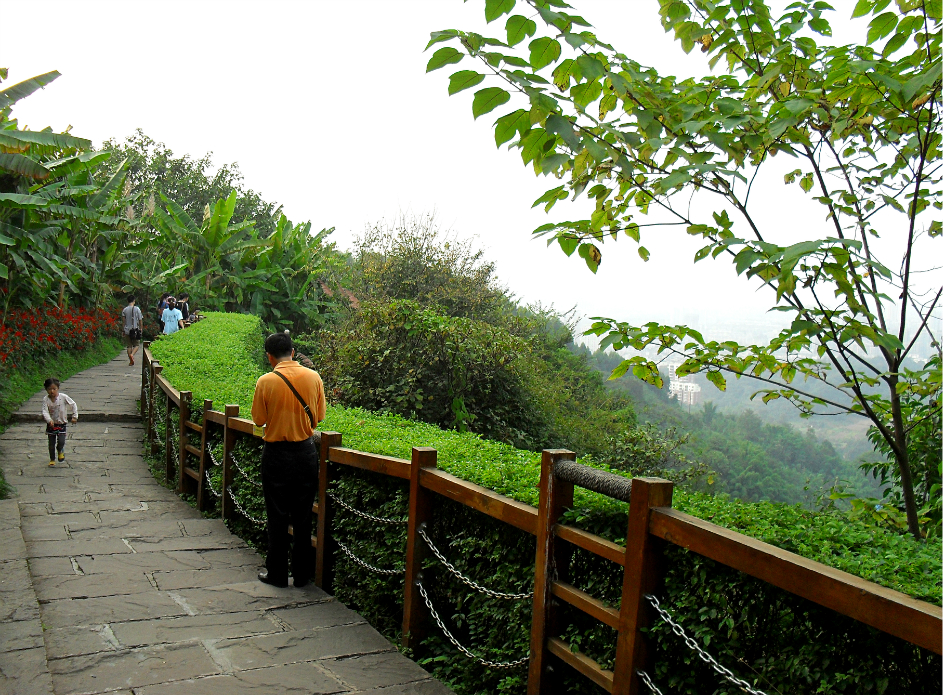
[273,370,315,428]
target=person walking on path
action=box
[121,294,143,365]
[156,292,170,333]
[161,296,184,335]
[41,377,78,467]
[251,332,326,588]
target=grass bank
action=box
[0,337,123,499]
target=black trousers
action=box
[261,438,318,582]
[46,424,67,461]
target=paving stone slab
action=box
[362,679,455,695]
[171,582,328,616]
[270,602,365,632]
[49,641,220,695]
[0,499,21,531]
[320,651,435,691]
[25,538,133,558]
[33,569,154,601]
[70,551,211,576]
[133,663,348,695]
[191,548,261,570]
[42,624,122,660]
[0,616,44,652]
[39,591,188,628]
[151,565,261,591]
[210,624,395,670]
[0,646,55,695]
[111,610,282,649]
[27,555,77,578]
[0,527,27,561]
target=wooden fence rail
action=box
[140,344,942,694]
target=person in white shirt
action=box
[41,378,78,467]
[121,294,144,366]
[161,297,185,335]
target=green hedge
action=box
[149,314,942,694]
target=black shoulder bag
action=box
[273,371,315,428]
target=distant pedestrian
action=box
[41,378,78,467]
[161,297,184,335]
[121,294,143,366]
[251,332,326,588]
[156,293,170,332]
[177,292,190,322]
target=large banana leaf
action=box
[0,192,51,209]
[45,151,111,178]
[0,152,49,179]
[0,128,91,156]
[0,71,61,110]
[88,157,128,210]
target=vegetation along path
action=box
[0,352,452,695]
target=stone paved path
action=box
[0,353,453,695]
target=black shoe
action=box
[258,571,288,588]
[293,577,310,588]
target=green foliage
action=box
[430,0,942,538]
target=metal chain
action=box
[335,539,405,575]
[231,454,262,489]
[207,445,221,467]
[646,595,768,695]
[417,581,529,669]
[419,527,531,601]
[227,486,265,526]
[637,670,665,695]
[327,491,408,525]
[204,469,221,498]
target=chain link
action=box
[227,486,265,526]
[328,491,408,525]
[231,454,263,488]
[335,539,405,575]
[207,445,221,468]
[647,595,768,695]
[204,469,221,498]
[419,527,531,600]
[417,581,529,669]
[637,670,665,695]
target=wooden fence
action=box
[140,344,942,695]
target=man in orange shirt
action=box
[251,332,326,588]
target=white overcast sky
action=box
[3,0,939,343]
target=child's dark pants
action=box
[47,424,67,461]
[261,438,318,584]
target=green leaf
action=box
[638,246,650,262]
[426,47,463,72]
[425,30,459,50]
[472,87,511,119]
[528,37,561,70]
[0,263,7,280]
[484,0,515,23]
[506,15,537,46]
[0,153,50,180]
[0,70,60,110]
[851,0,874,18]
[494,109,529,146]
[706,370,727,391]
[448,70,486,95]
[867,12,898,44]
[558,234,578,256]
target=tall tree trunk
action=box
[889,379,921,539]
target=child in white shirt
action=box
[41,378,78,467]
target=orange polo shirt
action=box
[251,361,326,442]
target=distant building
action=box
[668,363,702,407]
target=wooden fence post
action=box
[163,391,173,485]
[611,477,674,695]
[316,431,342,592]
[527,450,576,695]
[177,391,192,494]
[140,342,150,421]
[196,399,212,511]
[148,363,161,455]
[220,404,239,521]
[402,446,437,650]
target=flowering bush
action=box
[0,305,121,372]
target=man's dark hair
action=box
[179,292,190,301]
[264,332,293,358]
[127,294,135,304]
[44,378,60,389]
